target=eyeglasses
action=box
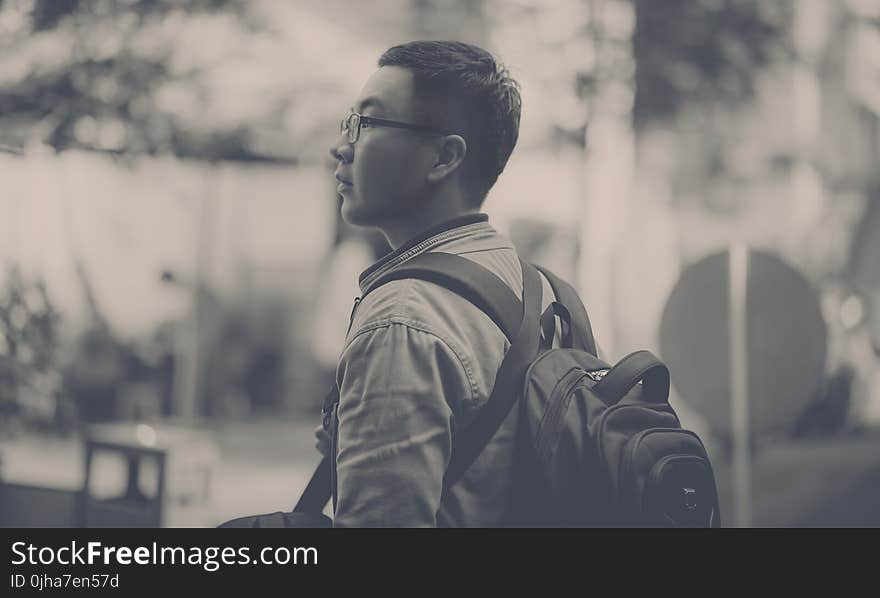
[340,112,454,144]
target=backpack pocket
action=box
[619,429,719,527]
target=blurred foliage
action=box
[0,267,70,434]
[195,287,289,418]
[627,0,802,218]
[61,281,291,423]
[62,320,179,425]
[850,186,880,296]
[632,0,792,130]
[0,259,290,428]
[28,0,246,32]
[0,0,297,162]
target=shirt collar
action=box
[358,213,489,290]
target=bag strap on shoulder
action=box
[534,265,596,356]
[442,256,542,490]
[365,252,524,342]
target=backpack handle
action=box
[534,265,596,356]
[593,350,670,404]
[540,301,573,350]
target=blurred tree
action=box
[625,0,797,218]
[0,0,301,163]
[411,0,487,43]
[632,0,792,130]
[0,267,69,433]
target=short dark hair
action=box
[378,41,521,207]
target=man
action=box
[325,41,559,527]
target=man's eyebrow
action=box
[353,97,385,113]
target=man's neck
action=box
[381,207,479,250]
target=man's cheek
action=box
[359,158,386,185]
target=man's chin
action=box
[339,193,403,230]
[339,196,374,227]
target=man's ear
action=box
[426,135,467,184]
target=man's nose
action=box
[329,135,353,163]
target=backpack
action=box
[285,252,721,528]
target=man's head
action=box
[329,41,521,231]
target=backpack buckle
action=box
[683,487,698,511]
[586,369,610,382]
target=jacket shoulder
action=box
[348,277,501,341]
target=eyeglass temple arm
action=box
[360,115,451,135]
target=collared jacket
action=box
[330,213,570,527]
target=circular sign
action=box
[659,249,827,439]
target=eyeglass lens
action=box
[340,113,359,143]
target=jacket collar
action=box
[358,213,489,293]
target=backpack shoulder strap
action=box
[442,257,542,489]
[534,265,597,356]
[364,252,523,343]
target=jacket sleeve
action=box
[332,321,473,527]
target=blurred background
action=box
[0,0,878,527]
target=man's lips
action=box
[335,173,352,186]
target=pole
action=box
[729,241,751,527]
[576,0,636,360]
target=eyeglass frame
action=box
[340,112,459,144]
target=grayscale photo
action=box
[1,0,879,530]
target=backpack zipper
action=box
[534,368,588,464]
